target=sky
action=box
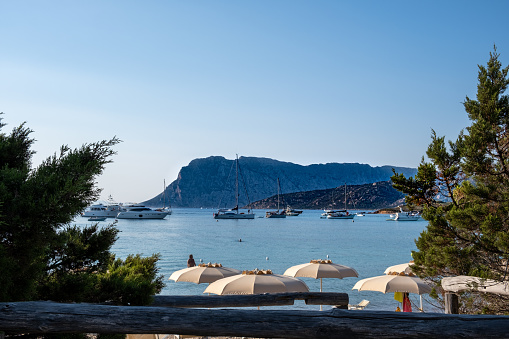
[1,1,508,203]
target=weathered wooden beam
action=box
[151,292,348,308]
[2,301,509,338]
[445,292,459,314]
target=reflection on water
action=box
[75,209,438,312]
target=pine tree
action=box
[0,115,164,307]
[392,47,509,314]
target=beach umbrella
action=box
[204,269,309,295]
[284,259,358,311]
[352,274,431,295]
[352,274,431,312]
[169,263,241,284]
[383,261,427,310]
[284,259,358,292]
[384,262,414,275]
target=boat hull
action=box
[117,211,169,219]
[387,217,420,221]
[214,213,255,219]
[387,212,421,221]
[83,212,119,218]
[266,212,286,219]
[327,215,355,219]
[83,206,123,218]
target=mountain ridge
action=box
[250,181,405,210]
[143,156,416,208]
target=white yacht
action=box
[326,210,355,219]
[116,205,170,219]
[285,206,303,216]
[387,207,421,221]
[82,196,124,218]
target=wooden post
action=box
[445,292,459,314]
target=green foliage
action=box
[392,47,509,314]
[39,252,164,306]
[95,254,165,305]
[0,114,164,312]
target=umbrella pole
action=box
[320,278,323,311]
[420,295,423,312]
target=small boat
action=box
[154,179,172,215]
[88,216,107,221]
[266,210,287,218]
[285,206,303,216]
[213,155,255,220]
[387,207,421,221]
[214,208,255,219]
[326,210,355,219]
[323,184,355,220]
[116,205,170,219]
[266,178,286,219]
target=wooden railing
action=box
[151,292,348,308]
[1,293,509,338]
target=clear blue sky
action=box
[1,1,508,203]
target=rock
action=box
[143,156,416,208]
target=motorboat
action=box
[266,210,287,218]
[82,196,124,218]
[116,205,170,219]
[266,178,286,219]
[213,155,255,220]
[387,207,421,221]
[326,210,355,219]
[285,206,302,216]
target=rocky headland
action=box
[143,156,416,209]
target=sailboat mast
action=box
[277,178,280,212]
[163,179,166,209]
[344,183,347,210]
[236,154,239,214]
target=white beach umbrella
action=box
[284,259,358,292]
[352,274,431,295]
[204,269,309,295]
[284,259,358,311]
[384,262,414,275]
[169,263,241,284]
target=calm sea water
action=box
[74,209,437,312]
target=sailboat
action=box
[155,179,172,215]
[325,183,355,219]
[213,155,255,219]
[266,178,286,218]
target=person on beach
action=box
[187,254,196,267]
[402,292,412,312]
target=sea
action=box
[74,208,440,313]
